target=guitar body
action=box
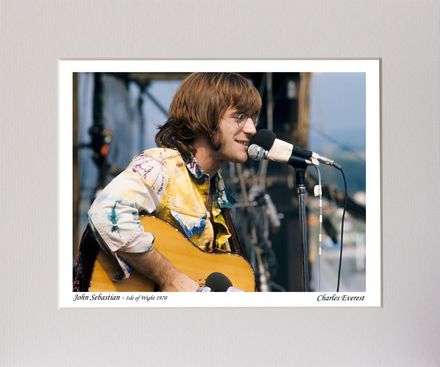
[89,216,256,292]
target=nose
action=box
[242,117,257,136]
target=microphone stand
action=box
[248,143,313,291]
[296,168,309,291]
[291,162,309,292]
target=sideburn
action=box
[207,130,222,151]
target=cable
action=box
[336,166,348,292]
[269,281,287,292]
[310,126,366,166]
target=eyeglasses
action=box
[229,111,259,128]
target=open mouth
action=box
[236,140,249,147]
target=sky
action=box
[309,72,366,155]
[309,72,366,194]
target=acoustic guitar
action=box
[89,216,256,292]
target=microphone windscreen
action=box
[249,129,276,150]
[205,272,233,292]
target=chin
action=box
[235,154,248,163]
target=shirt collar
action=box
[184,155,236,209]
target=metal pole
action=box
[295,168,309,291]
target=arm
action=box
[88,152,198,291]
[117,249,199,292]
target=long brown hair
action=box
[155,72,262,158]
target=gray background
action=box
[1,0,439,366]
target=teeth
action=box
[237,141,248,146]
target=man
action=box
[73,72,262,292]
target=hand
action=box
[117,249,200,292]
[161,271,200,292]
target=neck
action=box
[193,137,222,177]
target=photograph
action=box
[59,60,380,307]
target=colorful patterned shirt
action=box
[88,147,236,279]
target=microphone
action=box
[197,272,245,292]
[248,144,313,169]
[249,129,341,169]
[206,272,232,291]
[264,193,281,229]
[248,185,280,229]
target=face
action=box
[213,107,257,164]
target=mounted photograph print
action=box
[58,60,381,307]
